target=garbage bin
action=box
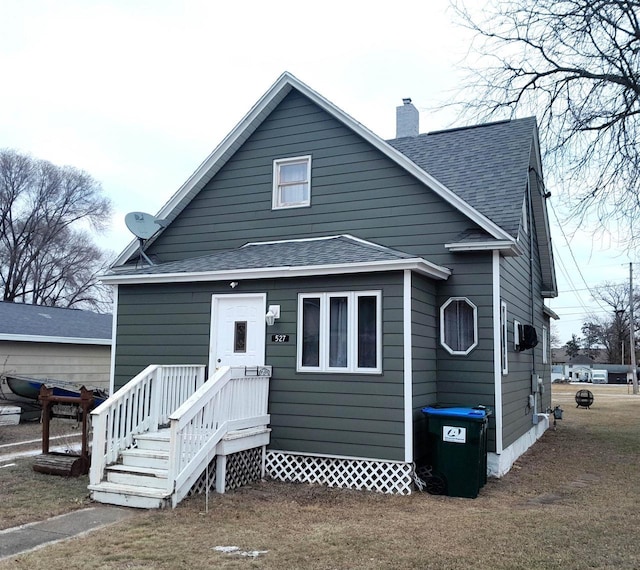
[421,406,489,498]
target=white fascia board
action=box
[100,258,452,286]
[445,240,522,256]
[113,72,512,267]
[543,305,560,320]
[0,333,112,346]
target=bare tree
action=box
[0,149,112,310]
[581,281,639,363]
[451,0,640,246]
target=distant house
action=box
[551,348,607,364]
[89,73,558,507]
[0,302,112,391]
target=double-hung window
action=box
[297,291,381,373]
[273,155,311,209]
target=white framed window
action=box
[297,291,381,373]
[440,297,478,355]
[500,301,508,374]
[514,319,521,351]
[273,155,311,209]
[542,326,549,364]
[521,197,529,234]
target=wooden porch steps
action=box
[89,430,172,509]
[90,425,270,509]
[89,481,170,509]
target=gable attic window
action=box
[440,297,478,355]
[273,155,311,209]
[297,291,381,373]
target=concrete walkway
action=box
[0,506,138,561]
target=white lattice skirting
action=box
[188,447,263,496]
[265,451,413,495]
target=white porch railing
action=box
[89,364,206,486]
[167,366,271,506]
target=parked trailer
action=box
[592,370,608,384]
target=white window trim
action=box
[297,291,382,373]
[542,325,549,364]
[440,297,478,356]
[501,301,508,375]
[272,155,312,210]
[521,197,529,234]
[514,319,521,351]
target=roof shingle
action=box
[388,117,536,237]
[0,302,112,342]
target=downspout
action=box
[108,284,119,396]
[527,174,539,417]
[403,270,413,463]
[492,251,503,454]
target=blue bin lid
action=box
[422,406,487,419]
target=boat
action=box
[4,375,107,407]
[0,375,42,421]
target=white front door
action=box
[209,294,266,371]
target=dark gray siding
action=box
[433,251,497,451]
[115,272,407,462]
[144,90,481,270]
[500,177,551,449]
[115,284,212,386]
[434,252,495,404]
[411,273,438,465]
[115,87,553,462]
[267,272,406,461]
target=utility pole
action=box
[630,263,638,394]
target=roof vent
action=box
[396,98,419,138]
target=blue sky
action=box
[0,0,632,343]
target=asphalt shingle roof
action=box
[119,235,417,276]
[0,302,112,342]
[388,117,536,237]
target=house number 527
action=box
[271,334,289,343]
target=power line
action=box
[548,200,611,314]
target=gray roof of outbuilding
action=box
[0,302,112,343]
[388,117,536,237]
[118,235,417,276]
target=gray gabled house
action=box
[90,72,557,507]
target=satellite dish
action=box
[125,212,167,266]
[125,212,165,240]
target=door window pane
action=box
[234,321,247,353]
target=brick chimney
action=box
[396,98,419,138]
